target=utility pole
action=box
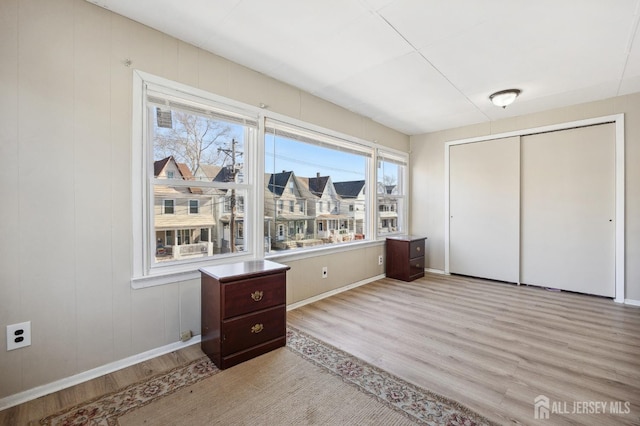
[218,139,241,252]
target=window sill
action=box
[265,239,384,263]
[131,252,253,289]
[131,269,202,289]
[131,240,385,288]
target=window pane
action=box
[377,161,402,194]
[146,90,255,270]
[377,157,406,236]
[163,199,175,214]
[264,126,368,253]
[151,106,246,184]
[189,199,199,214]
[153,184,248,263]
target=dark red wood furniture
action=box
[386,235,426,281]
[200,260,290,369]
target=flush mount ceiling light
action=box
[489,89,521,108]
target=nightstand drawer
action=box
[221,306,286,355]
[409,240,424,259]
[409,256,425,279]
[222,274,286,318]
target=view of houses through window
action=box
[149,94,253,264]
[141,76,407,274]
[264,122,370,252]
[377,153,406,235]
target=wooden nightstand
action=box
[386,235,426,281]
[200,260,290,369]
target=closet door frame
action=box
[444,114,625,303]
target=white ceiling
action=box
[91,0,640,135]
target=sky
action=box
[153,108,398,184]
[265,135,367,183]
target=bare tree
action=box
[382,174,396,186]
[381,174,397,194]
[154,111,233,173]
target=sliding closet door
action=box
[449,137,520,283]
[520,124,615,297]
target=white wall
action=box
[410,94,640,301]
[0,0,407,399]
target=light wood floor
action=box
[2,273,639,425]
[0,344,205,425]
[288,273,640,425]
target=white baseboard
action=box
[0,335,201,411]
[624,298,640,307]
[287,274,385,311]
[425,268,446,274]
[1,274,382,411]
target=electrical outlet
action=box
[7,321,31,351]
[321,266,328,279]
[180,330,192,342]
[378,255,383,265]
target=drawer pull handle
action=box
[251,323,264,334]
[416,264,421,268]
[251,291,264,302]
[416,246,421,252]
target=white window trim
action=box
[132,71,260,288]
[132,70,409,288]
[264,117,376,251]
[376,147,409,238]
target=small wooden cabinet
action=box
[200,260,290,369]
[386,235,426,281]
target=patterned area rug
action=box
[41,327,495,426]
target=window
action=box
[177,229,191,245]
[163,199,175,214]
[189,199,199,214]
[265,120,371,252]
[133,72,257,282]
[149,94,254,263]
[133,71,408,286]
[377,150,408,236]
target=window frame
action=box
[132,71,409,288]
[163,199,175,215]
[189,199,199,214]
[132,71,260,288]
[376,148,409,238]
[263,118,376,256]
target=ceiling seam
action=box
[374,12,491,121]
[617,0,640,96]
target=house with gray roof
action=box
[334,180,366,237]
[264,171,317,250]
[153,156,216,260]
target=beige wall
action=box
[410,94,640,301]
[285,245,386,304]
[0,0,408,399]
